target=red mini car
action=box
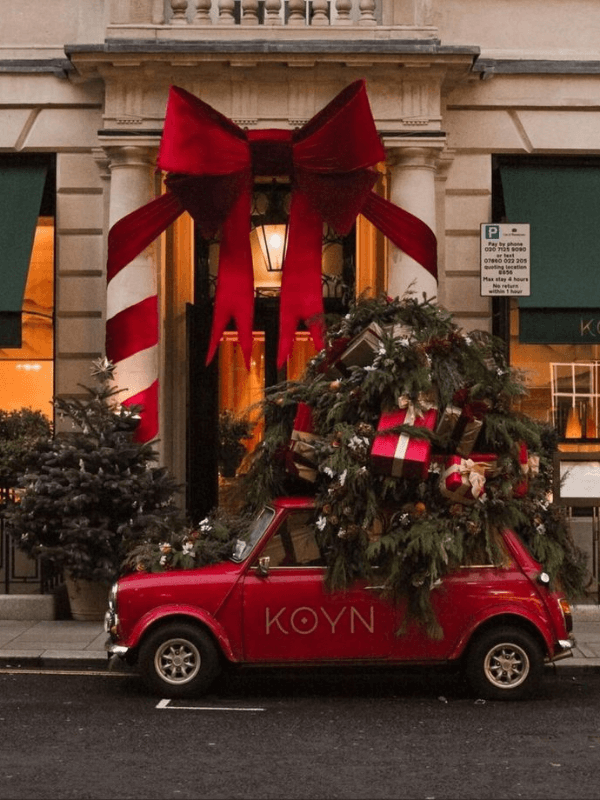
[105,497,575,701]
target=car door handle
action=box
[364,584,387,592]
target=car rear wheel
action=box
[465,626,544,701]
[138,622,221,698]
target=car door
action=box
[241,510,426,664]
[425,532,523,659]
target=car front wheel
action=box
[465,626,544,701]
[138,622,221,698]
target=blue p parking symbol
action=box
[485,225,500,239]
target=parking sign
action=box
[480,223,530,296]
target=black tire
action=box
[464,626,545,701]
[138,622,221,699]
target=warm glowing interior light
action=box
[257,223,287,271]
[0,217,54,416]
[268,232,282,249]
[565,406,582,438]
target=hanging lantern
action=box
[251,181,290,272]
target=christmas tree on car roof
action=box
[128,292,587,636]
[234,292,587,636]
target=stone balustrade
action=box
[107,0,437,36]
[163,0,376,26]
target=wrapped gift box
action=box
[288,402,324,483]
[512,443,540,498]
[289,439,319,483]
[371,404,437,480]
[317,337,351,379]
[337,322,386,372]
[436,397,488,457]
[327,322,413,376]
[291,402,315,439]
[439,454,498,505]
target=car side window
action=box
[258,527,293,567]
[258,511,324,567]
[287,512,324,566]
[461,530,512,568]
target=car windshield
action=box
[230,506,276,563]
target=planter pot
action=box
[64,573,110,622]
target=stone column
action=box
[101,140,161,443]
[384,140,445,303]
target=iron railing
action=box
[0,488,62,595]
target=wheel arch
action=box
[126,607,239,666]
[456,612,551,664]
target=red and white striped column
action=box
[104,143,159,443]
[385,143,443,302]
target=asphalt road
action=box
[0,666,599,800]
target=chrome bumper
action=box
[550,637,576,662]
[105,636,129,657]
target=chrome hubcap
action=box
[155,638,201,685]
[484,643,529,689]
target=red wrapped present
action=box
[288,403,324,483]
[371,401,437,480]
[512,443,540,498]
[292,402,315,439]
[439,454,498,505]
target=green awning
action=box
[0,163,48,347]
[519,308,600,344]
[499,163,600,310]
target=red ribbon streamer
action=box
[107,79,437,369]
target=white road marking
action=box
[157,698,265,712]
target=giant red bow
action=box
[107,79,437,368]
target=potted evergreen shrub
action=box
[218,409,254,478]
[0,407,52,492]
[3,358,187,620]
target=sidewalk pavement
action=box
[0,605,598,673]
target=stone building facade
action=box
[2,0,600,601]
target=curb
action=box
[0,652,107,669]
[0,653,133,673]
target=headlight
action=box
[108,581,119,607]
[104,582,119,635]
[537,571,550,585]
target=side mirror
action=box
[256,556,270,577]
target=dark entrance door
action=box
[186,226,355,522]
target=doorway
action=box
[186,217,355,522]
